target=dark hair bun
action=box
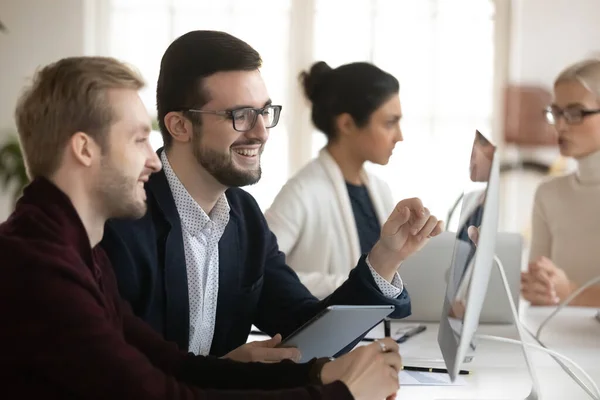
[299,61,332,102]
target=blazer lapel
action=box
[147,150,190,351]
[318,148,361,264]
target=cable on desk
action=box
[535,275,600,340]
[495,255,598,400]
[521,324,598,400]
[476,334,600,400]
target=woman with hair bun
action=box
[266,61,406,299]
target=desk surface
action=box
[376,306,600,399]
[247,306,599,399]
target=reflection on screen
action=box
[444,131,495,333]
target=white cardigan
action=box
[265,148,396,299]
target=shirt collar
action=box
[160,151,230,238]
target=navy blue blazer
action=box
[101,155,411,357]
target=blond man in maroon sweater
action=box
[0,56,403,400]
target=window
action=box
[108,0,291,209]
[312,0,496,220]
[109,0,497,217]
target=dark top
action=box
[458,203,484,265]
[100,149,411,357]
[0,177,352,400]
[346,182,381,254]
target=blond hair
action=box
[554,57,600,99]
[15,56,145,179]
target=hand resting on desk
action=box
[223,333,301,363]
[522,256,568,305]
[231,334,403,399]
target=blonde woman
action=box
[523,58,600,307]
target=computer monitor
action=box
[438,130,500,381]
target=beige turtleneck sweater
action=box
[529,150,600,286]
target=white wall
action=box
[510,0,600,87]
[500,0,600,236]
[0,0,90,221]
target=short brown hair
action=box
[157,30,262,149]
[15,56,145,179]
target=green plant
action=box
[0,136,28,206]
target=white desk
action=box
[374,306,600,399]
[247,306,598,398]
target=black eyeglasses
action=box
[185,105,282,132]
[545,105,600,125]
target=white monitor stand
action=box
[486,257,598,399]
[436,254,540,400]
[490,254,540,400]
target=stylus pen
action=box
[403,366,470,375]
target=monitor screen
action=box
[438,130,498,380]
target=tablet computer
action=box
[277,305,395,363]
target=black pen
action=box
[361,325,427,343]
[249,330,269,336]
[396,325,427,343]
[403,365,470,375]
[384,318,391,337]
[360,319,392,342]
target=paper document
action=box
[399,370,467,386]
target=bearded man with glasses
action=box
[101,30,443,364]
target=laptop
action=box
[400,231,522,324]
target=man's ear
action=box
[69,131,99,167]
[335,113,357,137]
[164,112,193,143]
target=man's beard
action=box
[96,156,147,220]
[192,129,263,187]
